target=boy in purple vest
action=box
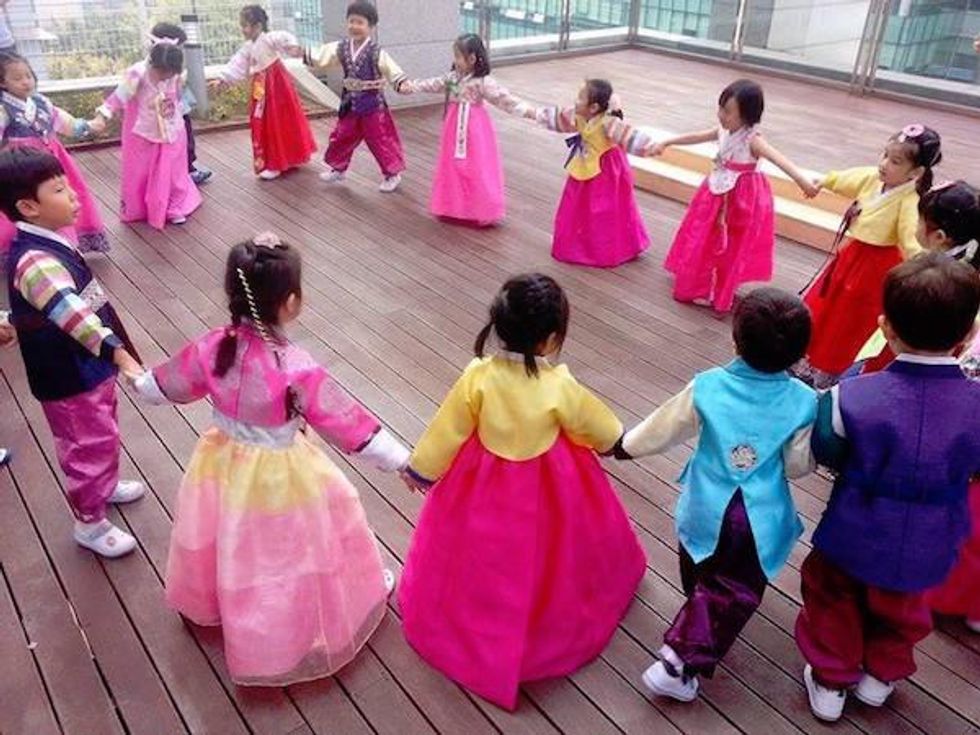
[308,1,407,192]
[798,252,980,722]
[0,147,145,558]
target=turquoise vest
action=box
[677,359,816,579]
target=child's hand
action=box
[113,347,143,381]
[399,469,429,494]
[208,78,228,93]
[87,116,107,136]
[647,142,666,157]
[0,321,16,348]
[801,179,821,199]
[286,44,304,58]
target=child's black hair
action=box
[884,252,980,352]
[892,125,942,197]
[454,33,490,77]
[240,4,269,31]
[718,79,764,126]
[148,42,184,75]
[474,273,570,377]
[215,237,303,379]
[0,147,66,221]
[151,22,188,45]
[346,1,378,26]
[0,52,34,88]
[732,287,811,373]
[918,181,980,269]
[585,78,622,119]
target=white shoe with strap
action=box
[804,664,846,721]
[108,480,145,504]
[854,673,895,707]
[74,520,137,558]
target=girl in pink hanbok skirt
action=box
[132,233,410,686]
[525,79,655,267]
[95,39,201,229]
[0,53,109,252]
[398,33,530,226]
[659,79,817,313]
[399,273,646,710]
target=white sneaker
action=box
[383,569,395,594]
[108,480,145,504]
[854,673,894,707]
[966,619,980,633]
[641,660,699,702]
[804,664,846,722]
[378,174,401,193]
[258,169,281,180]
[168,215,187,225]
[74,520,137,558]
[319,168,346,183]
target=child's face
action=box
[915,217,952,252]
[346,14,371,41]
[716,96,743,132]
[149,65,178,83]
[240,20,262,41]
[17,175,79,230]
[2,61,36,99]
[453,46,476,74]
[878,141,920,189]
[574,84,598,117]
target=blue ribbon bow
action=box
[563,133,584,169]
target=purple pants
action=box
[40,377,120,523]
[324,108,405,177]
[665,490,768,677]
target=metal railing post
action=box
[731,0,747,62]
[627,0,642,44]
[182,14,209,119]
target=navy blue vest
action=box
[338,39,386,117]
[813,360,980,592]
[6,229,119,401]
[1,92,56,141]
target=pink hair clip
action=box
[608,93,623,112]
[898,123,925,142]
[252,231,282,248]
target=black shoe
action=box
[191,167,213,185]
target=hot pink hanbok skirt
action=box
[399,433,646,709]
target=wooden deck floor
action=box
[2,50,980,735]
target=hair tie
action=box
[252,231,282,248]
[236,266,274,347]
[898,123,925,142]
[147,33,181,47]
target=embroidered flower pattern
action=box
[730,443,758,471]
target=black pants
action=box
[184,114,196,171]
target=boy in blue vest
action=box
[798,252,980,722]
[0,147,145,558]
[616,287,817,701]
[308,1,407,192]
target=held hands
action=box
[646,142,666,158]
[286,44,304,59]
[87,116,107,136]
[113,347,143,383]
[399,468,429,494]
[801,177,823,199]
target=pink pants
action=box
[795,550,932,688]
[324,109,405,177]
[41,378,120,523]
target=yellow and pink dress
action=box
[134,324,408,686]
[399,352,646,709]
[533,107,652,267]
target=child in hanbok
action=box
[308,1,407,192]
[398,33,528,226]
[399,273,646,710]
[0,53,109,252]
[132,232,410,686]
[658,79,817,313]
[212,5,316,180]
[525,79,655,267]
[793,124,942,388]
[95,38,201,229]
[618,288,816,702]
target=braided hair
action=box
[215,233,303,417]
[474,273,570,377]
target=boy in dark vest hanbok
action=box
[0,147,144,557]
[309,1,407,192]
[798,252,980,722]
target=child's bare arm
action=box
[751,136,819,198]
